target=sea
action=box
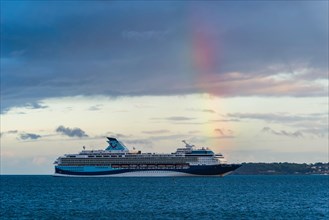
[0,175,328,220]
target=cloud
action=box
[186,108,216,114]
[261,127,303,138]
[104,132,130,139]
[202,109,216,114]
[88,104,103,111]
[123,139,153,146]
[196,72,327,97]
[26,102,48,109]
[299,128,328,138]
[230,112,328,137]
[213,128,235,138]
[210,119,240,123]
[19,133,42,140]
[151,116,198,124]
[1,1,327,111]
[165,116,195,121]
[227,112,327,124]
[115,133,129,138]
[0,130,18,137]
[142,130,170,134]
[214,129,224,136]
[1,102,48,114]
[228,112,300,122]
[8,130,18,134]
[56,126,88,138]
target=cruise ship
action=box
[54,137,241,177]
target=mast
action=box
[182,140,194,149]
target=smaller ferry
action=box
[54,137,241,177]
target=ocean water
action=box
[0,175,328,220]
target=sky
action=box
[1,1,328,174]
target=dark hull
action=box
[54,164,241,177]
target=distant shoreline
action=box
[232,162,329,175]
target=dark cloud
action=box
[213,128,235,138]
[1,102,47,114]
[19,133,42,140]
[1,1,327,111]
[261,127,303,138]
[56,126,88,138]
[26,102,48,109]
[214,129,224,136]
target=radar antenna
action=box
[182,140,194,149]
